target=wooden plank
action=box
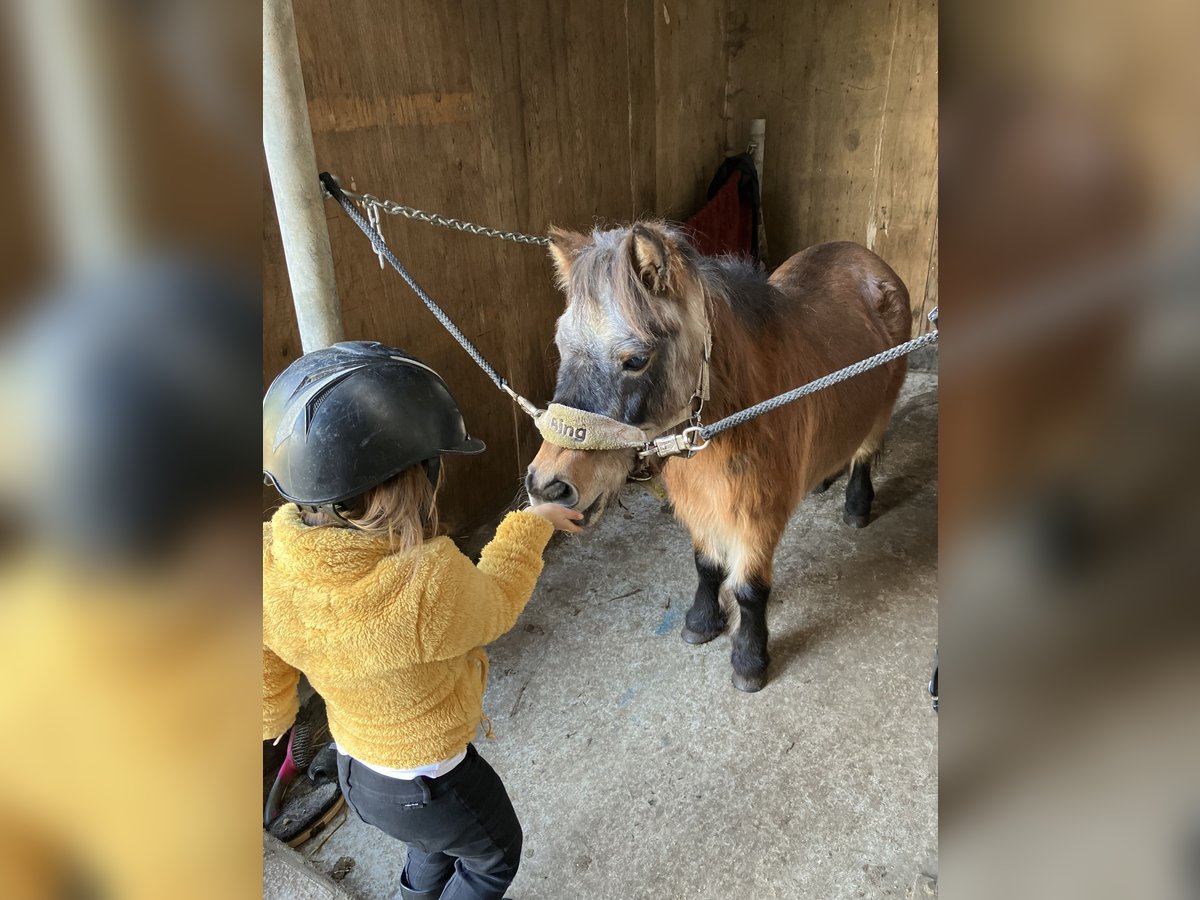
[308,93,476,132]
[725,0,938,328]
[264,0,661,530]
[628,0,660,219]
[864,0,939,334]
[654,0,729,218]
[916,216,938,334]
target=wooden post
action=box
[263,0,343,352]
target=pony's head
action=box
[525,222,710,524]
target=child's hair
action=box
[305,464,441,552]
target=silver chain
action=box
[336,182,551,247]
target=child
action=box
[263,341,582,900]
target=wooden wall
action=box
[725,0,939,334]
[263,0,937,530]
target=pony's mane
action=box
[565,228,652,339]
[563,221,784,342]
[699,254,783,333]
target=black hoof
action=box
[843,511,870,529]
[681,625,723,645]
[732,671,767,693]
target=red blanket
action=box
[683,153,760,259]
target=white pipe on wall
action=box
[748,118,769,267]
[263,0,343,352]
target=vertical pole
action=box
[748,119,767,181]
[263,0,343,352]
[748,118,769,267]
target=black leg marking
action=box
[682,551,727,645]
[843,460,875,528]
[730,577,770,692]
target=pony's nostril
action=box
[542,479,578,507]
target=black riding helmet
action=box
[263,342,484,515]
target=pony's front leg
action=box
[730,574,771,692]
[681,550,727,644]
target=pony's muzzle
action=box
[525,467,579,509]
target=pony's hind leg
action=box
[681,550,727,644]
[843,420,887,528]
[843,459,875,528]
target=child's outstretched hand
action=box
[529,503,585,534]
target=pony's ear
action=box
[630,223,673,294]
[547,227,588,281]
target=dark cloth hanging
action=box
[683,152,761,260]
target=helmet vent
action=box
[272,365,365,450]
[389,355,445,381]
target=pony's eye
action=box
[623,354,650,372]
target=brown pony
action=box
[526,222,911,691]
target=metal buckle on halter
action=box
[681,426,710,454]
[689,390,706,429]
[640,426,710,459]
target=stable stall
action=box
[264,2,938,897]
[264,0,937,532]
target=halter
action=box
[526,315,712,459]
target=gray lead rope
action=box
[320,172,516,397]
[697,320,939,443]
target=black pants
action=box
[336,744,522,900]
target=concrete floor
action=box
[264,833,355,899]
[294,372,938,900]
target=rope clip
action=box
[502,384,542,420]
[365,201,386,269]
[640,426,710,459]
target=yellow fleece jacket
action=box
[263,505,554,768]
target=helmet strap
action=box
[304,462,439,529]
[424,457,441,490]
[422,458,442,525]
[305,503,354,527]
